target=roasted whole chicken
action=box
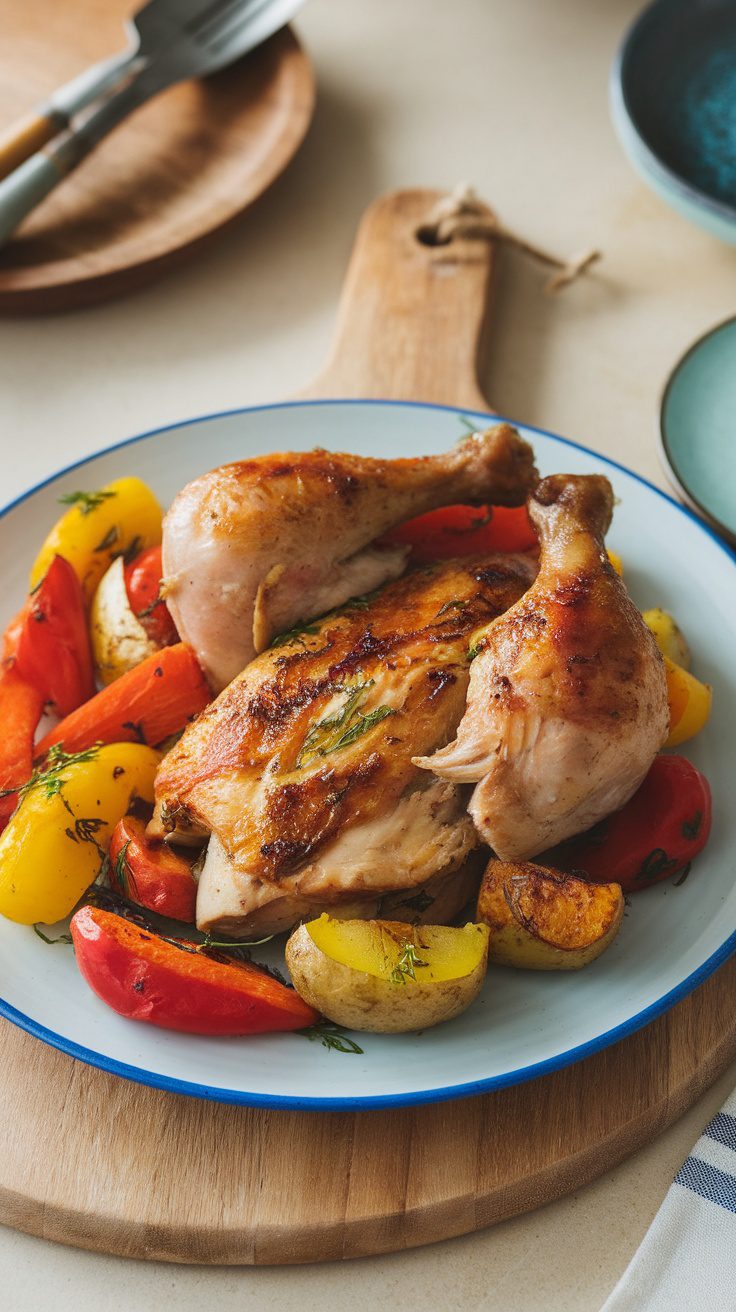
[416,474,670,858]
[162,424,537,691]
[152,553,537,935]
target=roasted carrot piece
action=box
[35,642,211,758]
[0,666,45,829]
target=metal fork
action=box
[0,0,307,248]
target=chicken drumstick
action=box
[415,473,670,859]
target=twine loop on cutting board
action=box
[419,184,601,293]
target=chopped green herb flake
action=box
[437,599,467,617]
[122,535,143,566]
[296,676,395,768]
[58,489,116,516]
[0,743,102,806]
[301,1021,364,1054]
[390,941,428,985]
[33,924,73,945]
[94,525,119,553]
[270,621,320,649]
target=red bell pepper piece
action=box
[2,602,29,665]
[545,755,712,893]
[109,816,197,923]
[35,641,211,758]
[70,904,319,1035]
[14,555,95,716]
[0,666,45,829]
[382,504,537,564]
[124,546,178,647]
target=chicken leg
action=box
[415,474,669,859]
[162,424,537,690]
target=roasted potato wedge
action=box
[477,860,623,970]
[90,555,158,684]
[286,916,490,1033]
[642,607,691,669]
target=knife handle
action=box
[0,52,132,184]
[0,108,68,183]
[0,78,145,248]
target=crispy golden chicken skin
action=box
[152,553,536,935]
[162,425,537,690]
[416,474,669,859]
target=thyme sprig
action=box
[390,941,428,985]
[0,743,102,805]
[33,924,73,945]
[270,620,320,649]
[58,489,116,516]
[94,525,119,553]
[296,676,395,768]
[301,1020,364,1054]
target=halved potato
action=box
[476,860,623,970]
[90,555,158,684]
[285,916,490,1032]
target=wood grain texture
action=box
[0,186,734,1264]
[0,0,315,312]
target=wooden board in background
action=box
[0,188,734,1263]
[0,0,314,312]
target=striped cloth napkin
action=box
[601,1089,736,1310]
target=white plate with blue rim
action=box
[0,399,734,1110]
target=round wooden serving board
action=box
[0,188,734,1263]
[0,0,314,312]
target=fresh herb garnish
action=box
[390,941,428,985]
[58,489,116,516]
[340,593,374,612]
[682,811,703,841]
[437,599,468,617]
[301,1020,364,1054]
[86,883,273,954]
[0,743,102,805]
[122,720,147,745]
[270,621,320,649]
[395,889,434,914]
[33,924,73,945]
[94,525,119,554]
[296,676,395,768]
[635,848,679,885]
[457,415,478,440]
[122,535,143,566]
[467,642,482,661]
[112,839,137,899]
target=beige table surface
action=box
[1,0,734,1307]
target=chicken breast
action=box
[415,474,669,859]
[152,553,536,935]
[162,424,537,690]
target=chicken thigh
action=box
[415,474,669,859]
[152,553,536,935]
[162,424,537,690]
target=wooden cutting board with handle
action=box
[1,188,734,1264]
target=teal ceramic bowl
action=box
[660,317,736,545]
[610,0,736,243]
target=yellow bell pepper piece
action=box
[0,743,160,925]
[30,477,163,603]
[664,657,712,748]
[607,549,623,577]
[643,608,691,669]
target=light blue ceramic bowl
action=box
[610,0,736,243]
[660,316,736,545]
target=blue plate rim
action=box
[610,0,736,226]
[659,314,736,545]
[1,396,735,1111]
